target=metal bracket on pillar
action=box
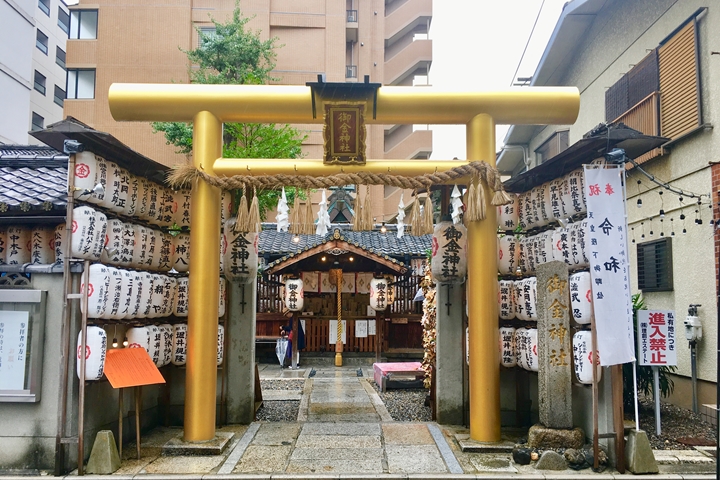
[445,284,453,315]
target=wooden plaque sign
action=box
[323,103,366,165]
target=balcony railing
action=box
[347,10,357,22]
[612,91,662,165]
[345,65,357,79]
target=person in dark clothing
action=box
[281,317,306,368]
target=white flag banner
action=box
[583,165,636,366]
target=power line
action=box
[509,0,546,87]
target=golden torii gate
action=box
[109,84,579,443]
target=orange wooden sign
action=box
[104,348,166,389]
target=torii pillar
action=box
[109,84,579,443]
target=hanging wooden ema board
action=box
[103,347,166,388]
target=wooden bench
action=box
[373,362,424,392]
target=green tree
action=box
[153,4,307,219]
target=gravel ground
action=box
[370,381,432,422]
[261,379,305,391]
[627,395,717,450]
[255,379,304,422]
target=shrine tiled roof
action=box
[0,146,68,218]
[259,225,432,259]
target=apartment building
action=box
[0,0,69,144]
[64,0,433,220]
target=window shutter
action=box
[658,20,700,140]
[637,238,673,292]
[628,49,659,108]
[605,74,628,123]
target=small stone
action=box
[530,451,539,461]
[564,448,589,470]
[512,447,532,465]
[535,450,567,470]
[527,424,585,449]
[86,430,120,474]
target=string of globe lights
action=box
[624,157,715,244]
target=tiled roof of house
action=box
[0,146,68,217]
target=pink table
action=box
[373,362,423,391]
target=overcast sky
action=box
[427,0,569,160]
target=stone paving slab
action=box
[285,459,384,474]
[295,434,381,449]
[262,391,303,401]
[301,422,381,436]
[231,445,293,473]
[307,413,382,423]
[469,454,518,473]
[142,455,225,474]
[309,404,377,414]
[251,423,302,446]
[382,423,434,445]
[653,449,715,464]
[385,444,448,474]
[290,447,384,460]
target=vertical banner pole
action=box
[632,361,640,431]
[466,113,500,441]
[590,313,600,469]
[653,366,661,435]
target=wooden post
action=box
[590,315,600,470]
[135,386,142,460]
[118,388,123,460]
[611,365,625,473]
[375,309,381,363]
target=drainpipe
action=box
[500,145,531,173]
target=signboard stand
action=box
[135,387,142,460]
[118,389,123,460]
[653,367,661,435]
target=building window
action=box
[31,113,44,132]
[535,130,569,165]
[70,10,98,39]
[66,69,95,99]
[197,27,216,48]
[38,0,50,16]
[58,7,70,35]
[54,85,65,107]
[56,46,66,69]
[637,238,673,292]
[36,29,49,55]
[34,70,46,95]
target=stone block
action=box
[512,447,531,465]
[527,424,584,449]
[535,450,567,470]
[625,429,658,474]
[86,430,121,474]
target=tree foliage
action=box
[152,3,307,219]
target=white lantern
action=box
[218,278,227,317]
[76,326,107,381]
[70,206,105,260]
[73,152,102,203]
[173,277,189,317]
[577,220,589,267]
[149,325,163,366]
[130,225,145,268]
[369,277,389,311]
[159,324,173,367]
[514,277,538,321]
[5,226,31,264]
[54,223,65,264]
[548,178,567,220]
[525,328,539,372]
[499,327,516,368]
[143,229,159,271]
[97,162,118,211]
[498,280,515,320]
[30,226,55,264]
[173,190,192,229]
[284,278,304,312]
[565,169,587,216]
[157,232,173,271]
[222,219,259,283]
[533,231,553,267]
[533,183,552,227]
[101,219,123,265]
[124,173,140,217]
[130,272,144,318]
[138,272,154,318]
[569,271,593,325]
[82,263,111,319]
[431,218,467,283]
[119,222,136,267]
[118,269,135,319]
[126,326,150,352]
[171,323,188,366]
[172,233,190,273]
[551,227,570,264]
[112,168,131,214]
[144,182,160,225]
[522,191,537,230]
[217,325,224,366]
[573,330,602,384]
[162,276,177,317]
[153,186,167,226]
[497,193,519,231]
[519,236,535,275]
[497,235,519,275]
[150,274,165,318]
[221,191,232,225]
[104,267,124,320]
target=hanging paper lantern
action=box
[76,326,107,381]
[369,277,389,311]
[5,226,31,264]
[113,168,132,214]
[156,232,173,271]
[218,277,227,317]
[123,173,139,217]
[514,277,538,321]
[104,267,124,320]
[54,223,65,264]
[161,276,177,317]
[175,189,192,229]
[30,226,55,264]
[221,191,233,226]
[142,229,159,271]
[159,324,173,367]
[284,277,304,312]
[82,263,111,319]
[514,329,527,370]
[138,272,154,318]
[153,185,167,226]
[569,271,593,325]
[524,328,539,372]
[551,227,571,264]
[70,206,106,260]
[499,327,516,368]
[517,193,527,231]
[577,219,589,267]
[101,219,123,265]
[573,330,602,384]
[136,177,149,220]
[171,323,188,365]
[129,225,145,269]
[222,219,259,283]
[173,277,189,317]
[497,235,519,275]
[519,236,536,275]
[217,325,224,366]
[431,218,467,284]
[158,187,175,227]
[130,272,144,318]
[497,193,519,231]
[118,269,135,320]
[149,274,165,318]
[73,152,102,204]
[119,222,136,268]
[498,280,515,320]
[522,190,538,230]
[533,231,553,267]
[143,181,160,223]
[148,325,163,366]
[172,233,191,273]
[549,177,567,220]
[384,275,396,305]
[126,326,151,357]
[564,169,587,216]
[533,183,552,227]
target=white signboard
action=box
[583,165,636,366]
[329,320,347,344]
[355,320,368,338]
[0,311,30,390]
[637,310,677,366]
[368,320,376,336]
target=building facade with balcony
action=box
[497,0,719,410]
[0,0,69,145]
[63,0,433,221]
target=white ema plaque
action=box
[355,320,368,338]
[0,311,30,390]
